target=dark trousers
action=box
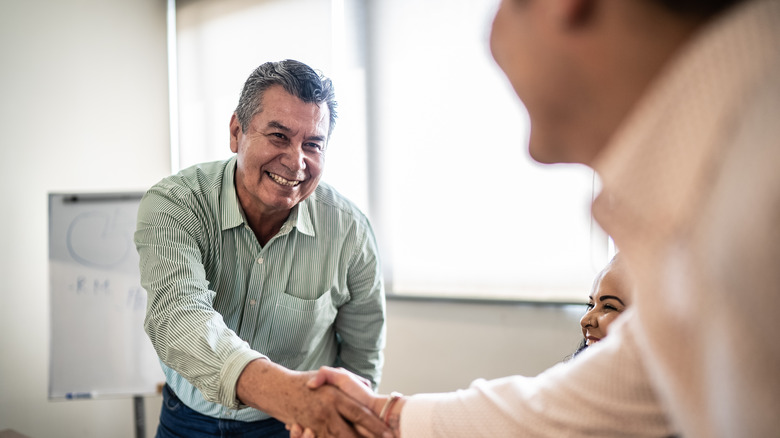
[157,384,289,438]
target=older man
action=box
[135,59,388,438]
[303,1,780,436]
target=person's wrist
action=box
[378,392,402,422]
[372,395,389,417]
[386,394,405,436]
[376,391,405,437]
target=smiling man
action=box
[135,60,389,438]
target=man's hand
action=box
[286,366,390,438]
[236,359,390,438]
[306,366,381,410]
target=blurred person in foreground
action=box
[299,0,780,436]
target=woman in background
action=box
[571,253,633,358]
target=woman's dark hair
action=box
[572,338,588,358]
[565,336,589,362]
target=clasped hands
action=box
[287,366,401,438]
[237,359,400,438]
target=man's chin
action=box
[528,138,560,165]
[528,134,585,165]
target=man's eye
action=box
[268,132,288,142]
[305,142,324,150]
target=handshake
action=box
[236,360,404,438]
[288,366,403,438]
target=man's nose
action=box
[282,144,306,171]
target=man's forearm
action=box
[236,358,290,413]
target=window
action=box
[170,0,612,303]
[172,0,370,211]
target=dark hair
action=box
[572,338,588,358]
[234,59,338,137]
[564,338,589,362]
[649,0,746,17]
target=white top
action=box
[400,0,780,436]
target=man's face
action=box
[230,85,329,219]
[490,0,585,164]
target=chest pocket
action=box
[264,290,338,370]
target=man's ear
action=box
[229,113,241,153]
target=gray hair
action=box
[234,59,338,137]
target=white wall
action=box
[380,300,584,395]
[0,0,170,437]
[0,1,584,437]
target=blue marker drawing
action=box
[66,211,132,269]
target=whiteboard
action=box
[48,192,164,400]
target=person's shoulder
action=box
[309,182,370,224]
[159,159,228,189]
[141,159,232,214]
[147,159,229,198]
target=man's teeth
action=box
[268,172,300,187]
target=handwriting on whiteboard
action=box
[65,275,146,311]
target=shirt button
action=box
[256,257,263,264]
[249,299,257,306]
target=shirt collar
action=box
[295,193,316,237]
[219,155,316,238]
[220,156,244,231]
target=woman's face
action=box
[580,261,632,346]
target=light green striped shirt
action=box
[135,156,386,422]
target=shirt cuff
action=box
[218,348,266,409]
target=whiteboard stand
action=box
[134,395,145,438]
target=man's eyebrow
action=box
[264,120,326,142]
[599,295,626,306]
[266,120,291,132]
[306,134,327,143]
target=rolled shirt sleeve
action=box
[135,181,265,408]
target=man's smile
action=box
[267,171,301,187]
